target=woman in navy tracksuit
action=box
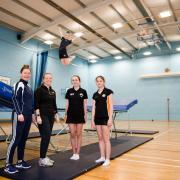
[4,65,35,174]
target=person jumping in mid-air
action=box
[58,27,76,65]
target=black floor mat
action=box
[0,136,153,180]
[84,128,159,135]
[0,129,69,142]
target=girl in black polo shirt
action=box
[34,73,59,167]
[65,75,88,160]
[91,76,113,166]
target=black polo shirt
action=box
[93,88,113,119]
[65,87,88,119]
[34,85,57,116]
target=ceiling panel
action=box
[0,11,32,31]
[52,0,83,12]
[86,46,110,57]
[19,0,61,19]
[0,0,46,25]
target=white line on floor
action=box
[119,158,180,168]
[125,154,180,162]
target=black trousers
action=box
[38,115,54,158]
[6,114,32,164]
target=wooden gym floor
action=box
[0,120,180,180]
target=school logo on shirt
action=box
[102,94,106,97]
[70,93,74,96]
[79,93,84,97]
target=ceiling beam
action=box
[122,37,137,50]
[69,35,133,55]
[21,0,116,43]
[90,12,115,33]
[12,0,52,21]
[109,4,135,30]
[167,0,177,22]
[0,5,79,47]
[75,0,137,54]
[0,20,24,32]
[68,19,180,54]
[96,45,113,56]
[43,0,131,58]
[82,49,103,59]
[74,0,117,55]
[74,0,115,33]
[76,0,137,52]
[132,0,172,49]
[0,7,38,27]
[118,0,150,48]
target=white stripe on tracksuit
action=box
[6,82,25,164]
[6,114,17,164]
[13,82,24,115]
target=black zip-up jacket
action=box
[34,84,57,116]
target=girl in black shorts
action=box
[65,75,88,160]
[91,76,113,166]
[58,27,75,65]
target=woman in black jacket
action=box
[34,73,59,167]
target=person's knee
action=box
[70,131,76,138]
[77,132,82,138]
[103,137,110,144]
[98,134,104,142]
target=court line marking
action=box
[152,141,180,145]
[134,147,180,153]
[147,142,180,146]
[153,128,171,139]
[119,158,180,168]
[124,154,180,162]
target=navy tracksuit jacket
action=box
[6,79,34,164]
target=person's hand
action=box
[64,115,67,122]
[107,118,113,128]
[18,114,24,122]
[91,120,95,129]
[84,115,87,123]
[32,114,37,125]
[37,116,42,124]
[55,113,60,123]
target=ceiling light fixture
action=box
[112,22,123,29]
[176,47,180,52]
[74,32,83,37]
[89,59,97,63]
[44,40,53,45]
[159,11,171,18]
[114,55,122,60]
[143,51,152,56]
[112,23,123,29]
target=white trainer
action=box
[74,154,79,160]
[70,154,79,160]
[70,154,76,160]
[102,159,110,166]
[46,156,55,164]
[95,157,105,163]
[38,158,53,167]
